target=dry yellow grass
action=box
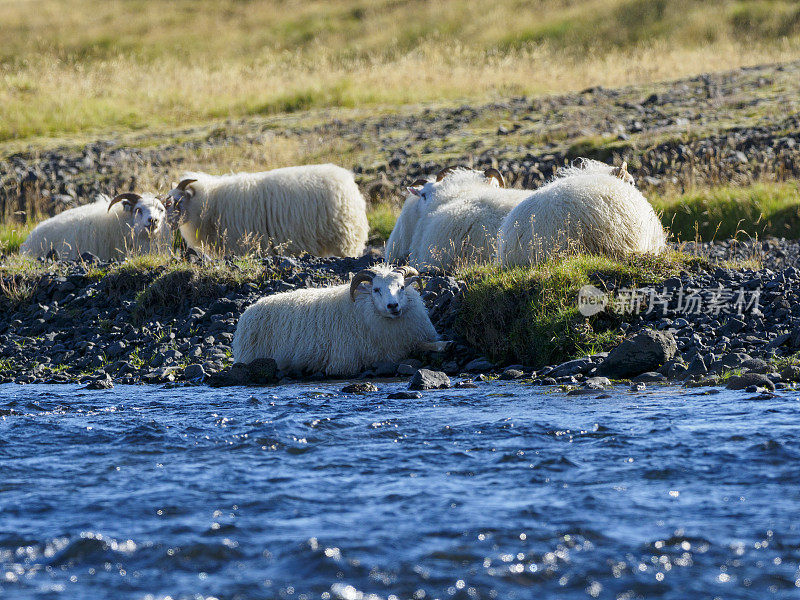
[2,0,800,142]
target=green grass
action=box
[455,251,704,368]
[0,223,34,254]
[655,181,800,241]
[367,202,399,244]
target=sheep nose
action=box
[387,302,399,312]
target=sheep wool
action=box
[170,164,368,257]
[232,264,444,376]
[20,194,170,261]
[497,160,667,266]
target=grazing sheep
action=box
[232,264,448,376]
[496,159,666,266]
[164,164,368,257]
[20,193,170,261]
[387,167,529,271]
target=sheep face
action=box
[163,178,197,229]
[108,193,166,236]
[350,266,420,319]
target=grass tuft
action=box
[455,251,704,368]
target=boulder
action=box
[598,330,677,379]
[408,369,451,390]
[726,373,775,392]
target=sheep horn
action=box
[410,178,428,187]
[176,178,197,191]
[435,166,458,181]
[483,168,505,188]
[393,266,419,279]
[350,268,378,301]
[107,192,142,212]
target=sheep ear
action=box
[405,276,420,288]
[407,187,422,197]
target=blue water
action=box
[1,382,799,600]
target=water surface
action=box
[2,382,799,599]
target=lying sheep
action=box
[387,167,529,271]
[496,160,666,266]
[232,264,448,376]
[164,164,369,257]
[20,193,170,261]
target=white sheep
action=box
[496,159,666,266]
[387,167,529,271]
[232,264,448,376]
[164,164,369,257]
[20,193,170,261]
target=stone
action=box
[373,361,398,377]
[685,356,708,377]
[247,358,278,384]
[408,369,451,390]
[726,373,775,392]
[779,365,800,382]
[454,381,478,389]
[598,330,677,379]
[397,360,423,376]
[499,368,525,380]
[630,382,646,391]
[463,357,495,373]
[341,382,378,393]
[84,374,113,390]
[184,364,207,382]
[632,372,666,383]
[387,391,423,399]
[583,376,611,389]
[549,358,593,378]
[719,352,751,369]
[740,358,770,374]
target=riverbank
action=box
[2,240,799,391]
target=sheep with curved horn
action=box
[164,164,368,257]
[20,192,170,261]
[232,264,448,376]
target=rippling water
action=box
[2,381,799,599]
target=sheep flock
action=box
[16,157,668,375]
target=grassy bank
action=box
[2,0,800,142]
[456,252,704,368]
[654,181,800,242]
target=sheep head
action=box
[108,192,166,235]
[163,178,198,228]
[611,162,635,185]
[350,266,420,318]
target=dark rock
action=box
[247,358,278,384]
[726,373,776,391]
[397,360,423,376]
[84,374,113,390]
[463,357,495,372]
[549,357,593,378]
[454,381,478,389]
[184,364,207,382]
[632,372,667,383]
[740,358,770,374]
[387,391,423,399]
[598,330,677,379]
[779,365,800,382]
[499,368,525,380]
[373,361,398,377]
[409,369,451,390]
[685,356,708,377]
[342,382,378,393]
[583,376,611,389]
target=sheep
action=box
[496,159,666,266]
[387,167,529,271]
[232,264,449,376]
[164,163,369,257]
[20,193,170,261]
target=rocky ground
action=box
[1,61,800,391]
[2,61,800,219]
[1,239,800,392]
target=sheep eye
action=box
[373,288,380,294]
